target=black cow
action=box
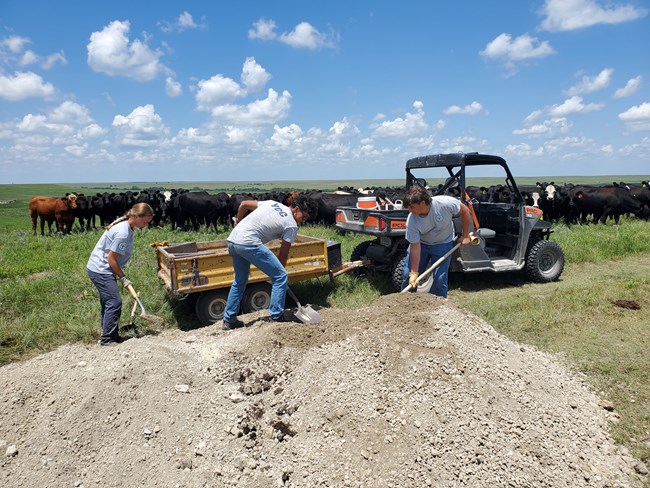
[74,194,95,231]
[177,191,230,231]
[228,193,257,225]
[567,186,646,224]
[303,191,359,225]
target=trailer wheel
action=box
[242,282,272,314]
[525,240,565,283]
[195,289,229,325]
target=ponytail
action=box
[106,203,154,230]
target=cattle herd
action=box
[27,180,650,236]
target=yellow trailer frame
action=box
[155,235,345,325]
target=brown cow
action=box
[29,194,78,235]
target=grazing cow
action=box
[567,186,646,224]
[177,191,230,231]
[303,191,359,225]
[74,194,95,231]
[615,182,650,220]
[29,193,78,235]
[227,193,258,225]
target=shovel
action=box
[285,286,322,324]
[125,283,164,327]
[401,233,480,293]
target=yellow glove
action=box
[408,271,419,288]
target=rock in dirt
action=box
[0,293,645,487]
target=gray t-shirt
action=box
[405,196,461,245]
[228,200,298,246]
[86,220,134,274]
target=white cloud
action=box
[505,143,545,158]
[0,71,56,101]
[42,51,67,70]
[19,49,38,66]
[565,68,613,96]
[8,101,104,153]
[1,35,31,53]
[618,102,650,131]
[225,126,261,144]
[513,117,572,137]
[614,76,642,99]
[177,12,198,31]
[278,22,335,49]
[159,11,203,33]
[329,117,360,138]
[248,18,278,41]
[64,143,88,157]
[373,101,429,138]
[480,33,555,71]
[195,74,243,110]
[548,96,603,117]
[173,127,214,145]
[49,100,94,125]
[270,123,303,148]
[112,104,169,146]
[87,20,166,81]
[241,57,271,93]
[540,0,648,32]
[210,89,292,126]
[249,19,336,50]
[444,101,486,116]
[165,77,182,97]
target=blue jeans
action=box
[224,242,288,322]
[401,241,453,298]
[87,269,122,344]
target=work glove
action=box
[408,271,419,288]
[119,276,133,288]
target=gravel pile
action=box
[1,293,646,487]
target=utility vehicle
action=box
[335,152,565,292]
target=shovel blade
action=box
[295,304,321,325]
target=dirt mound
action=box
[1,293,645,487]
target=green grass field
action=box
[0,181,648,467]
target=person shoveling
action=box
[400,185,477,297]
[86,203,162,346]
[221,194,318,331]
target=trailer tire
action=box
[525,240,564,283]
[242,282,272,314]
[195,289,229,325]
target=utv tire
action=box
[350,240,373,276]
[391,253,407,291]
[525,240,564,282]
[390,253,433,293]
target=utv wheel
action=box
[525,240,565,282]
[350,240,373,276]
[390,253,433,293]
[241,282,272,314]
[196,289,229,325]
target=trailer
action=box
[155,235,344,325]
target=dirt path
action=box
[1,293,645,487]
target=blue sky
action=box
[0,0,648,184]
